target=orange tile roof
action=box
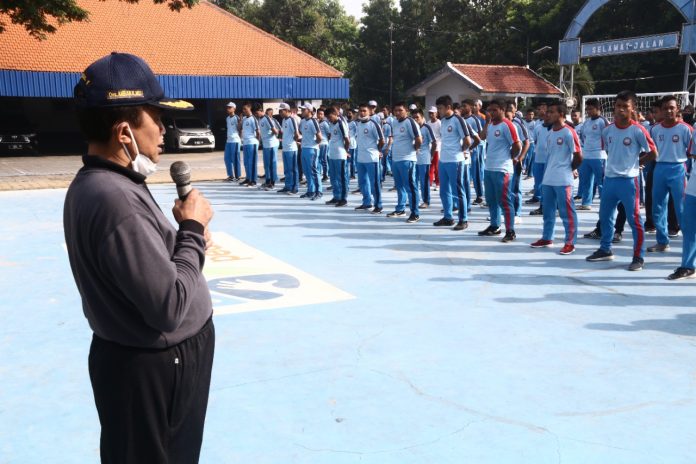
[451,64,561,95]
[0,0,342,78]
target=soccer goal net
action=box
[581,91,691,123]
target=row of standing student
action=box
[222,94,696,280]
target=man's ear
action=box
[114,122,132,145]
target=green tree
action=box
[0,0,199,39]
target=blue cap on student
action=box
[74,52,194,111]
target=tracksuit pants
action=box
[329,158,349,201]
[392,160,419,216]
[89,318,215,464]
[416,163,431,205]
[262,146,278,185]
[471,145,485,199]
[652,162,687,245]
[541,184,578,245]
[681,194,696,270]
[599,177,645,258]
[512,162,523,217]
[439,161,467,222]
[523,144,535,174]
[463,162,472,210]
[243,144,258,182]
[301,147,321,195]
[484,170,514,230]
[532,162,546,200]
[223,142,241,178]
[357,161,382,208]
[319,144,329,177]
[381,149,392,182]
[282,150,299,193]
[578,158,605,206]
[348,148,356,177]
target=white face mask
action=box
[121,125,157,177]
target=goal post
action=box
[581,91,690,123]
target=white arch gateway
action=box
[558,0,696,104]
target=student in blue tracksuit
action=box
[413,108,436,209]
[433,95,474,231]
[530,101,583,255]
[240,102,260,187]
[523,108,537,176]
[647,95,693,252]
[505,102,530,221]
[317,108,331,181]
[259,107,280,190]
[462,100,484,208]
[355,103,385,213]
[277,103,300,195]
[224,102,241,181]
[526,103,549,209]
[380,116,393,183]
[668,138,696,279]
[299,104,323,200]
[325,106,351,207]
[386,102,422,223]
[577,98,609,210]
[479,100,522,242]
[586,90,657,271]
[348,109,358,179]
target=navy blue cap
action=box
[74,52,193,111]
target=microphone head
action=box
[170,161,191,186]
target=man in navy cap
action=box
[65,52,215,463]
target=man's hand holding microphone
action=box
[170,161,214,250]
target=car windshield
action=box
[176,118,207,129]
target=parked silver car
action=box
[163,116,215,152]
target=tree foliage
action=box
[0,0,198,39]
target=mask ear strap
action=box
[125,125,141,157]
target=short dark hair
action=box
[585,98,600,109]
[412,108,424,117]
[549,101,568,115]
[393,101,407,109]
[526,108,535,114]
[325,106,338,116]
[616,90,638,106]
[76,105,144,144]
[452,102,461,110]
[358,102,369,109]
[435,95,453,107]
[505,100,517,110]
[462,99,475,107]
[661,95,679,109]
[488,99,506,110]
[382,104,391,111]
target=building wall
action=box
[424,75,481,109]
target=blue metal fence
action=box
[0,70,350,100]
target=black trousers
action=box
[89,318,215,464]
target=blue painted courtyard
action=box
[1,177,695,463]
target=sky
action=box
[339,0,365,20]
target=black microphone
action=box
[170,161,192,200]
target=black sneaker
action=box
[277,188,288,193]
[300,179,307,185]
[478,226,502,236]
[529,208,543,216]
[371,207,383,214]
[325,198,338,205]
[612,232,622,243]
[387,210,406,218]
[433,218,456,227]
[355,204,372,210]
[315,192,323,199]
[667,267,696,280]
[335,200,348,207]
[351,188,361,194]
[586,249,614,261]
[524,198,540,205]
[309,193,319,201]
[573,195,582,200]
[628,257,644,271]
[501,230,516,243]
[322,175,329,182]
[240,179,250,185]
[473,197,484,205]
[259,174,266,179]
[453,221,468,231]
[583,229,601,239]
[668,229,680,238]
[300,193,312,199]
[406,214,420,223]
